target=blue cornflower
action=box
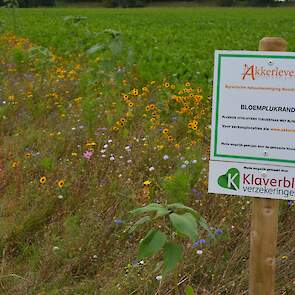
[192,239,206,249]
[215,229,223,236]
[114,219,123,225]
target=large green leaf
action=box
[130,203,170,217]
[167,203,199,217]
[163,242,183,274]
[185,285,194,295]
[139,229,167,258]
[169,213,198,242]
[86,43,105,55]
[128,216,151,234]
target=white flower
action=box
[102,154,106,158]
[127,159,132,163]
[149,166,155,172]
[155,275,162,281]
[184,160,189,165]
[181,164,187,169]
[110,155,115,161]
[163,155,169,160]
[108,139,112,143]
[100,149,106,153]
[93,255,98,259]
[53,246,59,251]
[197,250,203,255]
[57,195,63,199]
[191,159,197,164]
[125,146,131,152]
[103,144,108,149]
[139,260,144,265]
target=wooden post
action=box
[249,37,287,295]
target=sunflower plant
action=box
[129,202,213,275]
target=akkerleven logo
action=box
[218,168,240,191]
[242,64,295,81]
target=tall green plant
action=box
[129,203,213,276]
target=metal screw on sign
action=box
[249,37,287,295]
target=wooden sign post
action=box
[249,37,287,295]
[208,36,295,294]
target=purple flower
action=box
[114,219,123,225]
[192,239,206,249]
[215,229,223,236]
[83,150,93,160]
[288,200,294,207]
[191,188,201,199]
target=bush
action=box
[218,0,235,6]
[19,0,55,7]
[103,0,145,7]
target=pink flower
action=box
[83,150,93,160]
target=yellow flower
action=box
[40,176,46,185]
[74,97,82,104]
[25,152,32,158]
[86,141,96,148]
[281,255,288,260]
[58,180,65,188]
[122,94,129,101]
[143,180,151,186]
[163,128,169,134]
[131,89,138,96]
[71,152,78,157]
[185,82,191,87]
[164,82,170,88]
[12,161,19,168]
[128,101,134,108]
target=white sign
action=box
[209,160,295,200]
[211,50,295,166]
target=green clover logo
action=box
[218,168,240,191]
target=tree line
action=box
[0,0,289,9]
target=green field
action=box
[1,7,295,295]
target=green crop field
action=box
[1,7,295,295]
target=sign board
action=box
[209,161,295,200]
[211,50,295,166]
[209,50,295,199]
